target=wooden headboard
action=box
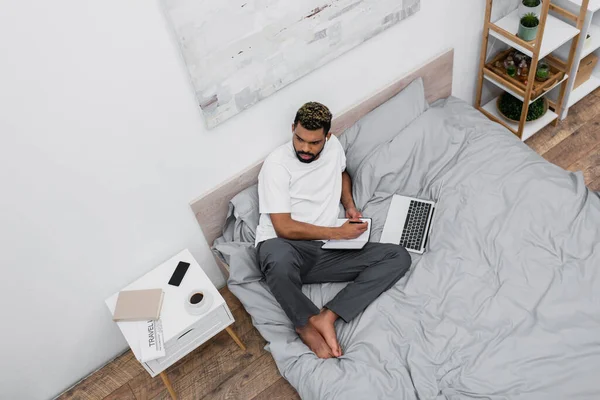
[190,48,454,258]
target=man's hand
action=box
[345,207,362,221]
[335,220,368,240]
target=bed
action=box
[189,49,600,399]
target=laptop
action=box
[380,195,436,254]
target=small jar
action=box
[518,59,529,82]
[514,52,526,65]
[536,61,550,82]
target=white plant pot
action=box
[519,1,542,17]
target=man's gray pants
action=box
[257,238,412,327]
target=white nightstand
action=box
[105,249,245,400]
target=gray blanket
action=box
[226,97,600,399]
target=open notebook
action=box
[321,218,372,250]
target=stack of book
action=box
[113,289,166,362]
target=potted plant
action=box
[518,13,540,42]
[497,92,548,122]
[519,0,542,17]
[536,61,550,81]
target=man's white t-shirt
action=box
[255,134,346,245]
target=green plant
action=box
[521,13,540,28]
[522,0,541,7]
[536,63,550,80]
[507,64,517,77]
[498,93,546,121]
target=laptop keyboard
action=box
[400,200,432,251]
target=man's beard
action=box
[295,145,325,164]
[295,151,316,163]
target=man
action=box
[255,102,411,359]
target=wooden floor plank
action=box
[128,305,256,400]
[220,286,243,312]
[151,329,268,400]
[252,377,301,400]
[566,142,600,185]
[526,92,600,155]
[103,384,137,400]
[57,351,145,400]
[199,353,282,400]
[542,112,600,169]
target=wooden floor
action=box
[57,92,600,400]
[526,87,600,191]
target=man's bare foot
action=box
[296,323,334,359]
[309,309,342,357]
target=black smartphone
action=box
[168,261,190,286]
[349,220,365,224]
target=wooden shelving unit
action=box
[549,0,600,118]
[475,0,589,140]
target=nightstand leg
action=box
[226,326,246,351]
[160,371,177,400]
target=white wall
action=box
[0,0,507,398]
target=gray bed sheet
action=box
[226,97,600,399]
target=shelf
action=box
[481,95,558,141]
[490,10,580,59]
[555,23,600,61]
[568,74,600,106]
[566,0,600,12]
[483,73,569,103]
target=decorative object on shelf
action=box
[485,49,564,98]
[536,60,550,81]
[497,92,548,122]
[584,33,592,49]
[162,0,421,128]
[503,54,515,70]
[518,13,540,42]
[518,59,530,82]
[513,51,527,65]
[519,0,542,17]
[574,53,599,89]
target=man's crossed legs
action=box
[257,238,411,358]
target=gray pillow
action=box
[219,184,259,243]
[338,77,429,176]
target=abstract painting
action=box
[162,0,421,128]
